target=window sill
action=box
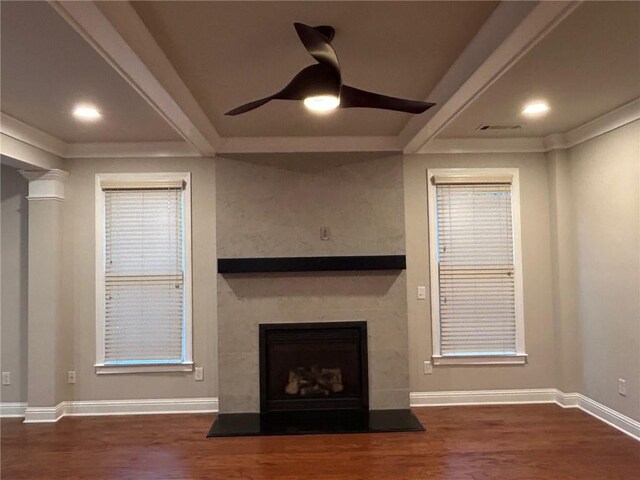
[432,354,527,366]
[95,362,194,375]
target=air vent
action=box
[477,124,522,131]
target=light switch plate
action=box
[417,286,426,300]
[423,361,432,375]
[618,378,626,396]
[195,367,204,381]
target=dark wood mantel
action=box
[217,255,406,274]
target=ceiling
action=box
[0,1,638,154]
[0,1,180,143]
[440,1,640,139]
[131,0,498,137]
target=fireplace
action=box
[209,319,424,437]
[259,321,368,413]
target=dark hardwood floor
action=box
[2,405,639,479]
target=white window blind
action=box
[103,187,185,364]
[435,182,517,356]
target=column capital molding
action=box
[19,168,69,201]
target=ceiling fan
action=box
[226,23,436,116]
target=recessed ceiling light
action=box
[522,101,550,117]
[303,95,340,112]
[73,105,102,120]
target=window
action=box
[95,173,192,373]
[427,169,526,365]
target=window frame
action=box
[427,168,526,366]
[94,172,193,374]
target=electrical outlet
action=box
[1,372,10,385]
[320,226,331,241]
[194,367,204,381]
[618,378,626,396]
[67,371,76,384]
[417,286,426,300]
[423,361,432,375]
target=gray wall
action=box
[567,120,640,421]
[216,153,410,412]
[404,152,558,392]
[0,164,29,403]
[62,157,217,401]
[216,153,405,258]
[5,126,638,419]
[547,149,582,393]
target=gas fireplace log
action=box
[285,366,343,396]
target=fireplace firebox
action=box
[259,321,368,413]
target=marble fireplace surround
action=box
[217,270,410,414]
[215,153,409,414]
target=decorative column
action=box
[19,169,68,421]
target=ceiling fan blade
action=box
[225,95,277,116]
[340,85,435,114]
[226,64,341,116]
[294,22,340,75]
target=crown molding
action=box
[544,97,640,150]
[3,96,637,159]
[65,141,200,158]
[219,136,402,154]
[403,1,579,154]
[418,97,640,154]
[1,114,201,159]
[419,137,545,154]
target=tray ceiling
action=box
[131,0,499,137]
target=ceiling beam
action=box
[403,1,581,154]
[1,113,63,169]
[399,1,536,147]
[1,113,67,157]
[49,1,220,156]
[0,134,63,170]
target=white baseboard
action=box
[0,402,28,418]
[22,397,218,423]
[410,388,558,406]
[23,403,65,423]
[555,392,640,441]
[12,391,640,442]
[64,397,219,417]
[411,388,640,442]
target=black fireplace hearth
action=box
[207,409,424,437]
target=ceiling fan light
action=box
[303,95,340,112]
